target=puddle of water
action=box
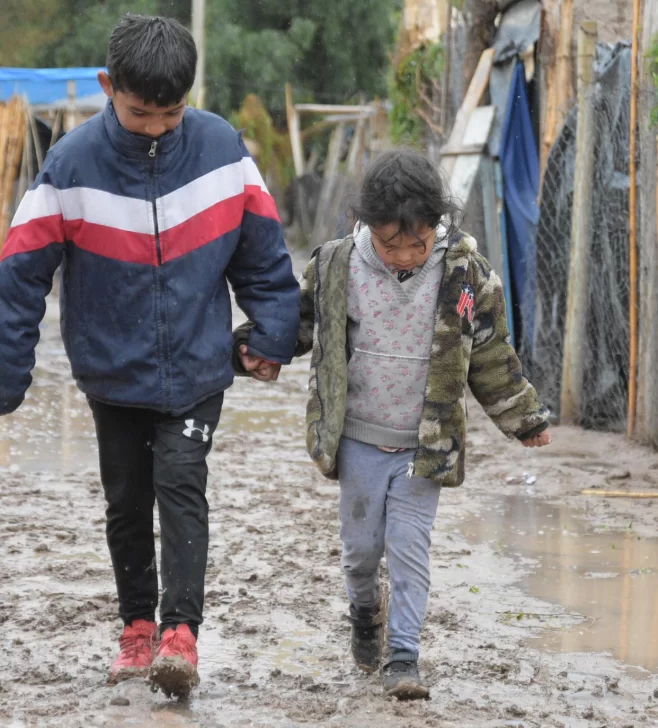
[254,631,325,678]
[221,407,305,434]
[0,282,312,476]
[460,495,658,673]
[0,365,308,477]
[0,382,98,474]
[33,550,106,563]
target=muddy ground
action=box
[1,276,658,728]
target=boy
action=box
[0,14,299,698]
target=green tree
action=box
[204,0,398,118]
[158,0,191,24]
[0,0,69,66]
[4,0,397,122]
[0,0,184,68]
[35,0,160,67]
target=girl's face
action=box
[370,223,436,271]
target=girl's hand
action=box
[521,429,552,448]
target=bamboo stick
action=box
[635,0,658,444]
[540,0,574,189]
[554,0,574,128]
[440,0,452,136]
[627,0,641,438]
[26,102,44,171]
[50,108,63,149]
[285,83,304,178]
[0,102,9,187]
[347,115,366,176]
[26,109,35,183]
[16,124,30,204]
[311,122,346,247]
[294,103,374,115]
[0,99,16,246]
[441,48,495,178]
[0,97,27,249]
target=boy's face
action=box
[370,223,436,271]
[98,71,187,139]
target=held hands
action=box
[238,345,281,382]
[521,429,552,448]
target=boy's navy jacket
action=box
[0,102,300,416]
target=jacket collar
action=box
[352,223,452,274]
[102,101,183,160]
[446,231,477,258]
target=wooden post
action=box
[65,80,77,132]
[191,0,207,108]
[347,115,366,176]
[554,0,574,126]
[636,0,658,444]
[285,83,304,178]
[538,0,558,184]
[26,104,43,171]
[560,21,597,425]
[294,103,374,115]
[311,122,346,247]
[440,0,452,136]
[26,108,35,185]
[481,153,516,347]
[0,103,8,191]
[627,0,641,438]
[444,105,496,204]
[441,49,494,177]
[540,0,574,187]
[16,124,30,204]
[494,160,515,348]
[50,108,63,149]
[0,97,27,248]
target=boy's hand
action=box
[521,429,552,448]
[238,345,281,382]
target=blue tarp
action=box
[0,68,105,105]
[500,61,539,348]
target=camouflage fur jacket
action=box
[234,232,549,487]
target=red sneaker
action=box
[149,624,199,699]
[109,619,158,684]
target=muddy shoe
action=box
[382,652,429,700]
[109,619,158,684]
[149,624,199,699]
[347,604,382,673]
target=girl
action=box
[236,149,551,699]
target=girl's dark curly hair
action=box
[351,149,460,241]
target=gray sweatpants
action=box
[337,436,441,656]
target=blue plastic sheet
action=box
[0,68,105,105]
[500,60,539,348]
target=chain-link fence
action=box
[519,42,633,431]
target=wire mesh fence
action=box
[519,42,634,431]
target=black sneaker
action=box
[347,604,382,673]
[382,652,429,700]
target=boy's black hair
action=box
[107,14,197,107]
[351,149,460,241]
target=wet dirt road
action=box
[1,285,658,727]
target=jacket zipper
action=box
[149,141,163,265]
[149,140,171,409]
